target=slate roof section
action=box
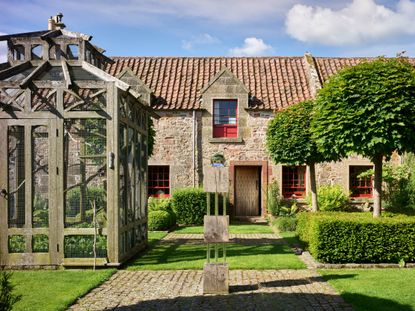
[106,57,313,110]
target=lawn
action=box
[320,269,415,311]
[173,223,273,234]
[10,269,115,311]
[126,242,305,270]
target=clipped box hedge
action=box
[172,188,207,225]
[297,212,415,264]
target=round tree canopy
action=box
[312,58,415,161]
[266,100,325,165]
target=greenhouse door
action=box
[0,119,58,266]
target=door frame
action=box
[229,161,268,218]
[0,118,59,266]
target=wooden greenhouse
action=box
[0,15,156,267]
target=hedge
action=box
[297,212,415,264]
[148,210,176,230]
[172,188,207,225]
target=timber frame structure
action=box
[0,18,157,267]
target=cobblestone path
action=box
[69,233,353,311]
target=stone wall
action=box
[149,110,200,190]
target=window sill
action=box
[208,137,243,143]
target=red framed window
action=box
[213,99,238,138]
[148,166,170,198]
[282,166,306,198]
[350,165,373,198]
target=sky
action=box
[1,0,415,62]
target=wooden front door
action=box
[0,119,59,266]
[235,166,260,216]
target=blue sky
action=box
[1,0,415,62]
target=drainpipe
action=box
[192,110,196,187]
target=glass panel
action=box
[213,100,237,125]
[64,119,107,228]
[135,133,142,220]
[32,125,49,228]
[64,235,107,258]
[8,126,25,228]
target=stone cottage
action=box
[107,55,385,218]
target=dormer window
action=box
[213,99,237,138]
[31,45,43,60]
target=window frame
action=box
[282,165,306,198]
[212,99,238,138]
[148,165,170,198]
[349,165,373,198]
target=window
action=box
[213,99,237,138]
[350,165,373,197]
[66,44,79,60]
[12,45,25,61]
[282,166,306,198]
[148,166,170,197]
[31,45,43,60]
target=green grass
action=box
[278,231,306,248]
[148,231,168,244]
[173,223,273,234]
[10,269,115,311]
[127,242,305,270]
[320,269,415,311]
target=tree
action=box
[266,100,327,212]
[312,58,415,217]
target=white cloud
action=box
[0,33,7,63]
[229,37,274,56]
[182,33,220,50]
[285,0,415,45]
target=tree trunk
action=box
[309,163,319,212]
[373,154,383,218]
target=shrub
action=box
[172,188,207,225]
[148,210,175,230]
[297,212,415,263]
[0,271,22,311]
[267,180,283,216]
[307,185,349,212]
[273,216,297,232]
[148,197,173,212]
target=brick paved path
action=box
[69,270,353,311]
[69,233,353,311]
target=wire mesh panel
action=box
[0,88,25,112]
[8,235,25,253]
[63,89,106,111]
[31,88,56,111]
[8,126,25,228]
[32,234,49,253]
[64,119,107,228]
[64,235,107,258]
[32,125,49,228]
[127,127,135,223]
[119,123,127,226]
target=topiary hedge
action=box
[172,188,207,225]
[297,212,415,264]
[148,210,176,230]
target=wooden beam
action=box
[40,30,62,40]
[61,60,72,89]
[81,61,130,91]
[19,61,49,88]
[0,61,31,80]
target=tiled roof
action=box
[106,57,313,110]
[314,57,415,83]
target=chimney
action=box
[48,13,66,30]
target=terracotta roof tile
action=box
[106,57,313,110]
